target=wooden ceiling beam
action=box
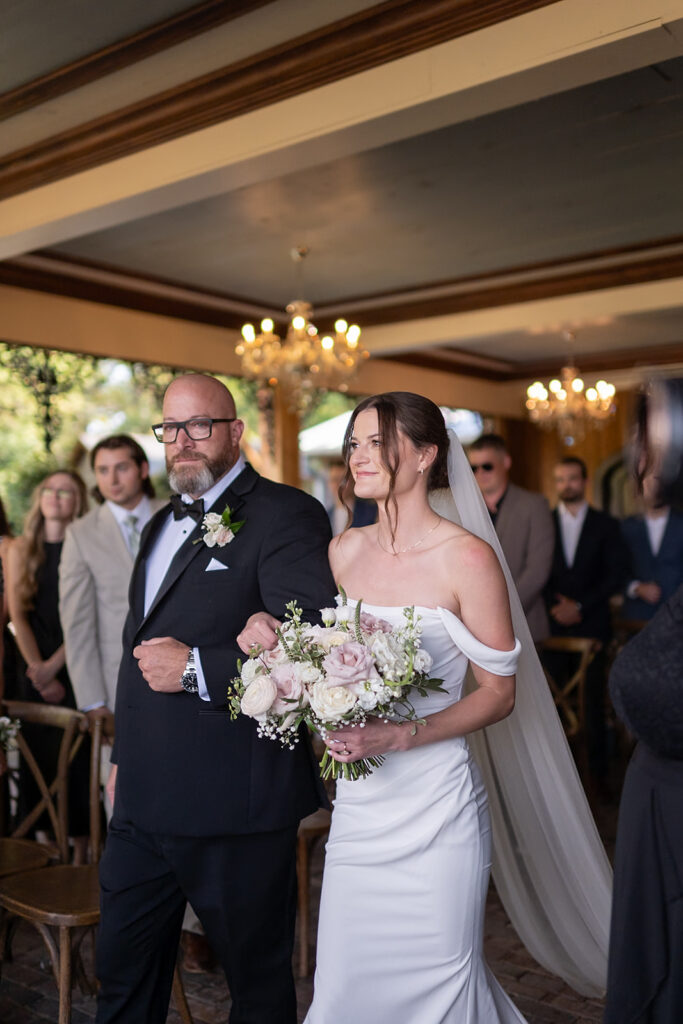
[0,1,274,123]
[0,0,562,200]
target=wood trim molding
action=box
[0,0,274,122]
[0,0,561,200]
[1,235,682,336]
[385,341,683,381]
[327,237,683,327]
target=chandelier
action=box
[236,248,367,408]
[525,348,617,446]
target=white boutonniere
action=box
[195,505,246,548]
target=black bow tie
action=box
[170,494,205,523]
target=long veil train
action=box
[429,430,612,997]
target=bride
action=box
[239,391,611,1022]
[305,391,525,1022]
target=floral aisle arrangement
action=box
[229,592,444,780]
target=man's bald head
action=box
[161,374,244,498]
[163,374,237,419]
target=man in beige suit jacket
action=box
[469,434,554,642]
[59,435,162,730]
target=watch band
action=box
[180,648,199,694]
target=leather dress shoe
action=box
[180,930,217,973]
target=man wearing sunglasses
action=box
[96,373,335,1024]
[469,433,554,642]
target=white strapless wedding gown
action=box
[304,603,527,1024]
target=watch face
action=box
[182,672,199,693]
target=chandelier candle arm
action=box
[525,362,617,446]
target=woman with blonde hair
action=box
[6,469,90,859]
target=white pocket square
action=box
[205,558,229,572]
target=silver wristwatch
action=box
[180,648,199,694]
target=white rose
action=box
[308,680,356,721]
[240,676,277,718]
[203,512,223,528]
[413,649,433,674]
[320,607,337,626]
[335,605,353,623]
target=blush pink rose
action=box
[269,662,305,714]
[359,612,393,634]
[322,642,381,689]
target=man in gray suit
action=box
[59,435,162,734]
[469,433,554,642]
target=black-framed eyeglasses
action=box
[470,462,495,474]
[151,417,236,444]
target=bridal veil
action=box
[430,430,612,997]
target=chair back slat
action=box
[1,700,102,863]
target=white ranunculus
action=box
[241,657,265,685]
[413,649,433,674]
[308,680,356,721]
[240,675,277,718]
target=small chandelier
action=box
[237,248,367,408]
[525,335,617,446]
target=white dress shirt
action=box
[144,456,246,701]
[107,495,154,556]
[644,510,669,556]
[557,500,588,568]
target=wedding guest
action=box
[5,470,90,860]
[469,434,554,641]
[620,469,683,621]
[95,374,335,1023]
[605,377,683,1023]
[545,457,628,783]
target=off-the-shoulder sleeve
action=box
[437,607,521,676]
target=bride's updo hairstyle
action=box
[341,392,449,530]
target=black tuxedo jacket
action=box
[545,506,628,641]
[112,464,336,836]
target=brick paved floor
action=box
[0,793,618,1023]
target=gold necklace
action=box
[377,517,442,556]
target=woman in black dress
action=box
[5,469,90,861]
[605,378,683,1024]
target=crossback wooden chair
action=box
[296,807,331,978]
[539,637,600,778]
[0,702,194,1024]
[0,701,102,1023]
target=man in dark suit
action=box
[545,456,628,781]
[96,374,335,1024]
[620,470,683,621]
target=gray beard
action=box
[168,459,216,496]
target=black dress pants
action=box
[96,817,299,1024]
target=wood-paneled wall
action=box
[495,392,637,509]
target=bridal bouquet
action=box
[229,592,444,780]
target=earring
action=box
[419,467,425,475]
